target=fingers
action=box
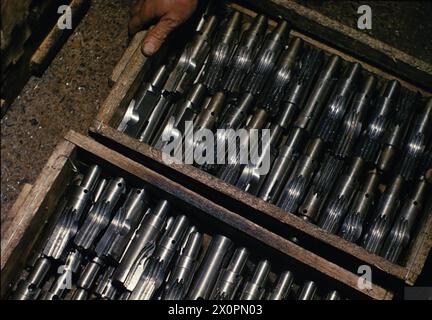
[129,0,199,56]
[128,0,158,36]
[426,168,432,183]
[142,16,178,56]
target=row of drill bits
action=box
[116,9,431,265]
[11,165,342,300]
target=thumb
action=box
[142,17,178,56]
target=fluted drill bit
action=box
[361,175,404,254]
[118,66,169,138]
[298,280,317,300]
[114,200,169,291]
[267,270,294,300]
[399,98,432,181]
[130,215,189,300]
[222,14,268,93]
[161,231,202,300]
[240,260,271,300]
[381,177,430,263]
[210,247,249,300]
[74,177,126,251]
[339,170,380,242]
[242,21,290,96]
[356,80,400,164]
[334,76,376,159]
[201,11,241,92]
[187,235,233,300]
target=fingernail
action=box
[142,42,156,56]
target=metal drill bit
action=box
[318,157,365,231]
[267,270,294,300]
[130,215,189,300]
[212,93,255,167]
[40,249,82,300]
[187,92,226,166]
[206,93,255,176]
[381,177,430,263]
[118,65,169,138]
[258,37,303,114]
[178,225,198,252]
[240,260,271,300]
[195,92,226,132]
[94,266,117,300]
[399,98,432,181]
[44,165,101,260]
[376,90,418,174]
[201,11,241,91]
[114,199,169,290]
[356,80,400,164]
[218,108,268,184]
[187,235,232,300]
[420,144,432,176]
[161,231,202,300]
[339,170,380,242]
[95,188,148,263]
[277,138,324,214]
[77,257,103,291]
[93,178,108,203]
[299,154,345,223]
[74,177,126,251]
[334,76,376,159]
[314,62,361,144]
[362,175,404,254]
[164,15,218,94]
[71,288,88,300]
[242,21,290,96]
[138,93,174,145]
[153,83,207,149]
[274,46,322,127]
[235,122,284,194]
[210,247,249,300]
[11,258,51,300]
[222,14,268,93]
[325,290,341,300]
[294,54,341,134]
[298,280,317,300]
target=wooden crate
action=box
[89,0,431,291]
[1,0,90,116]
[0,131,392,300]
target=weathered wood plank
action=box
[1,141,75,270]
[404,212,432,285]
[30,0,90,76]
[110,31,147,86]
[1,140,75,297]
[94,38,150,126]
[1,183,33,247]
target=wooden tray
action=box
[0,131,393,300]
[89,0,431,291]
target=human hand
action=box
[129,0,198,56]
